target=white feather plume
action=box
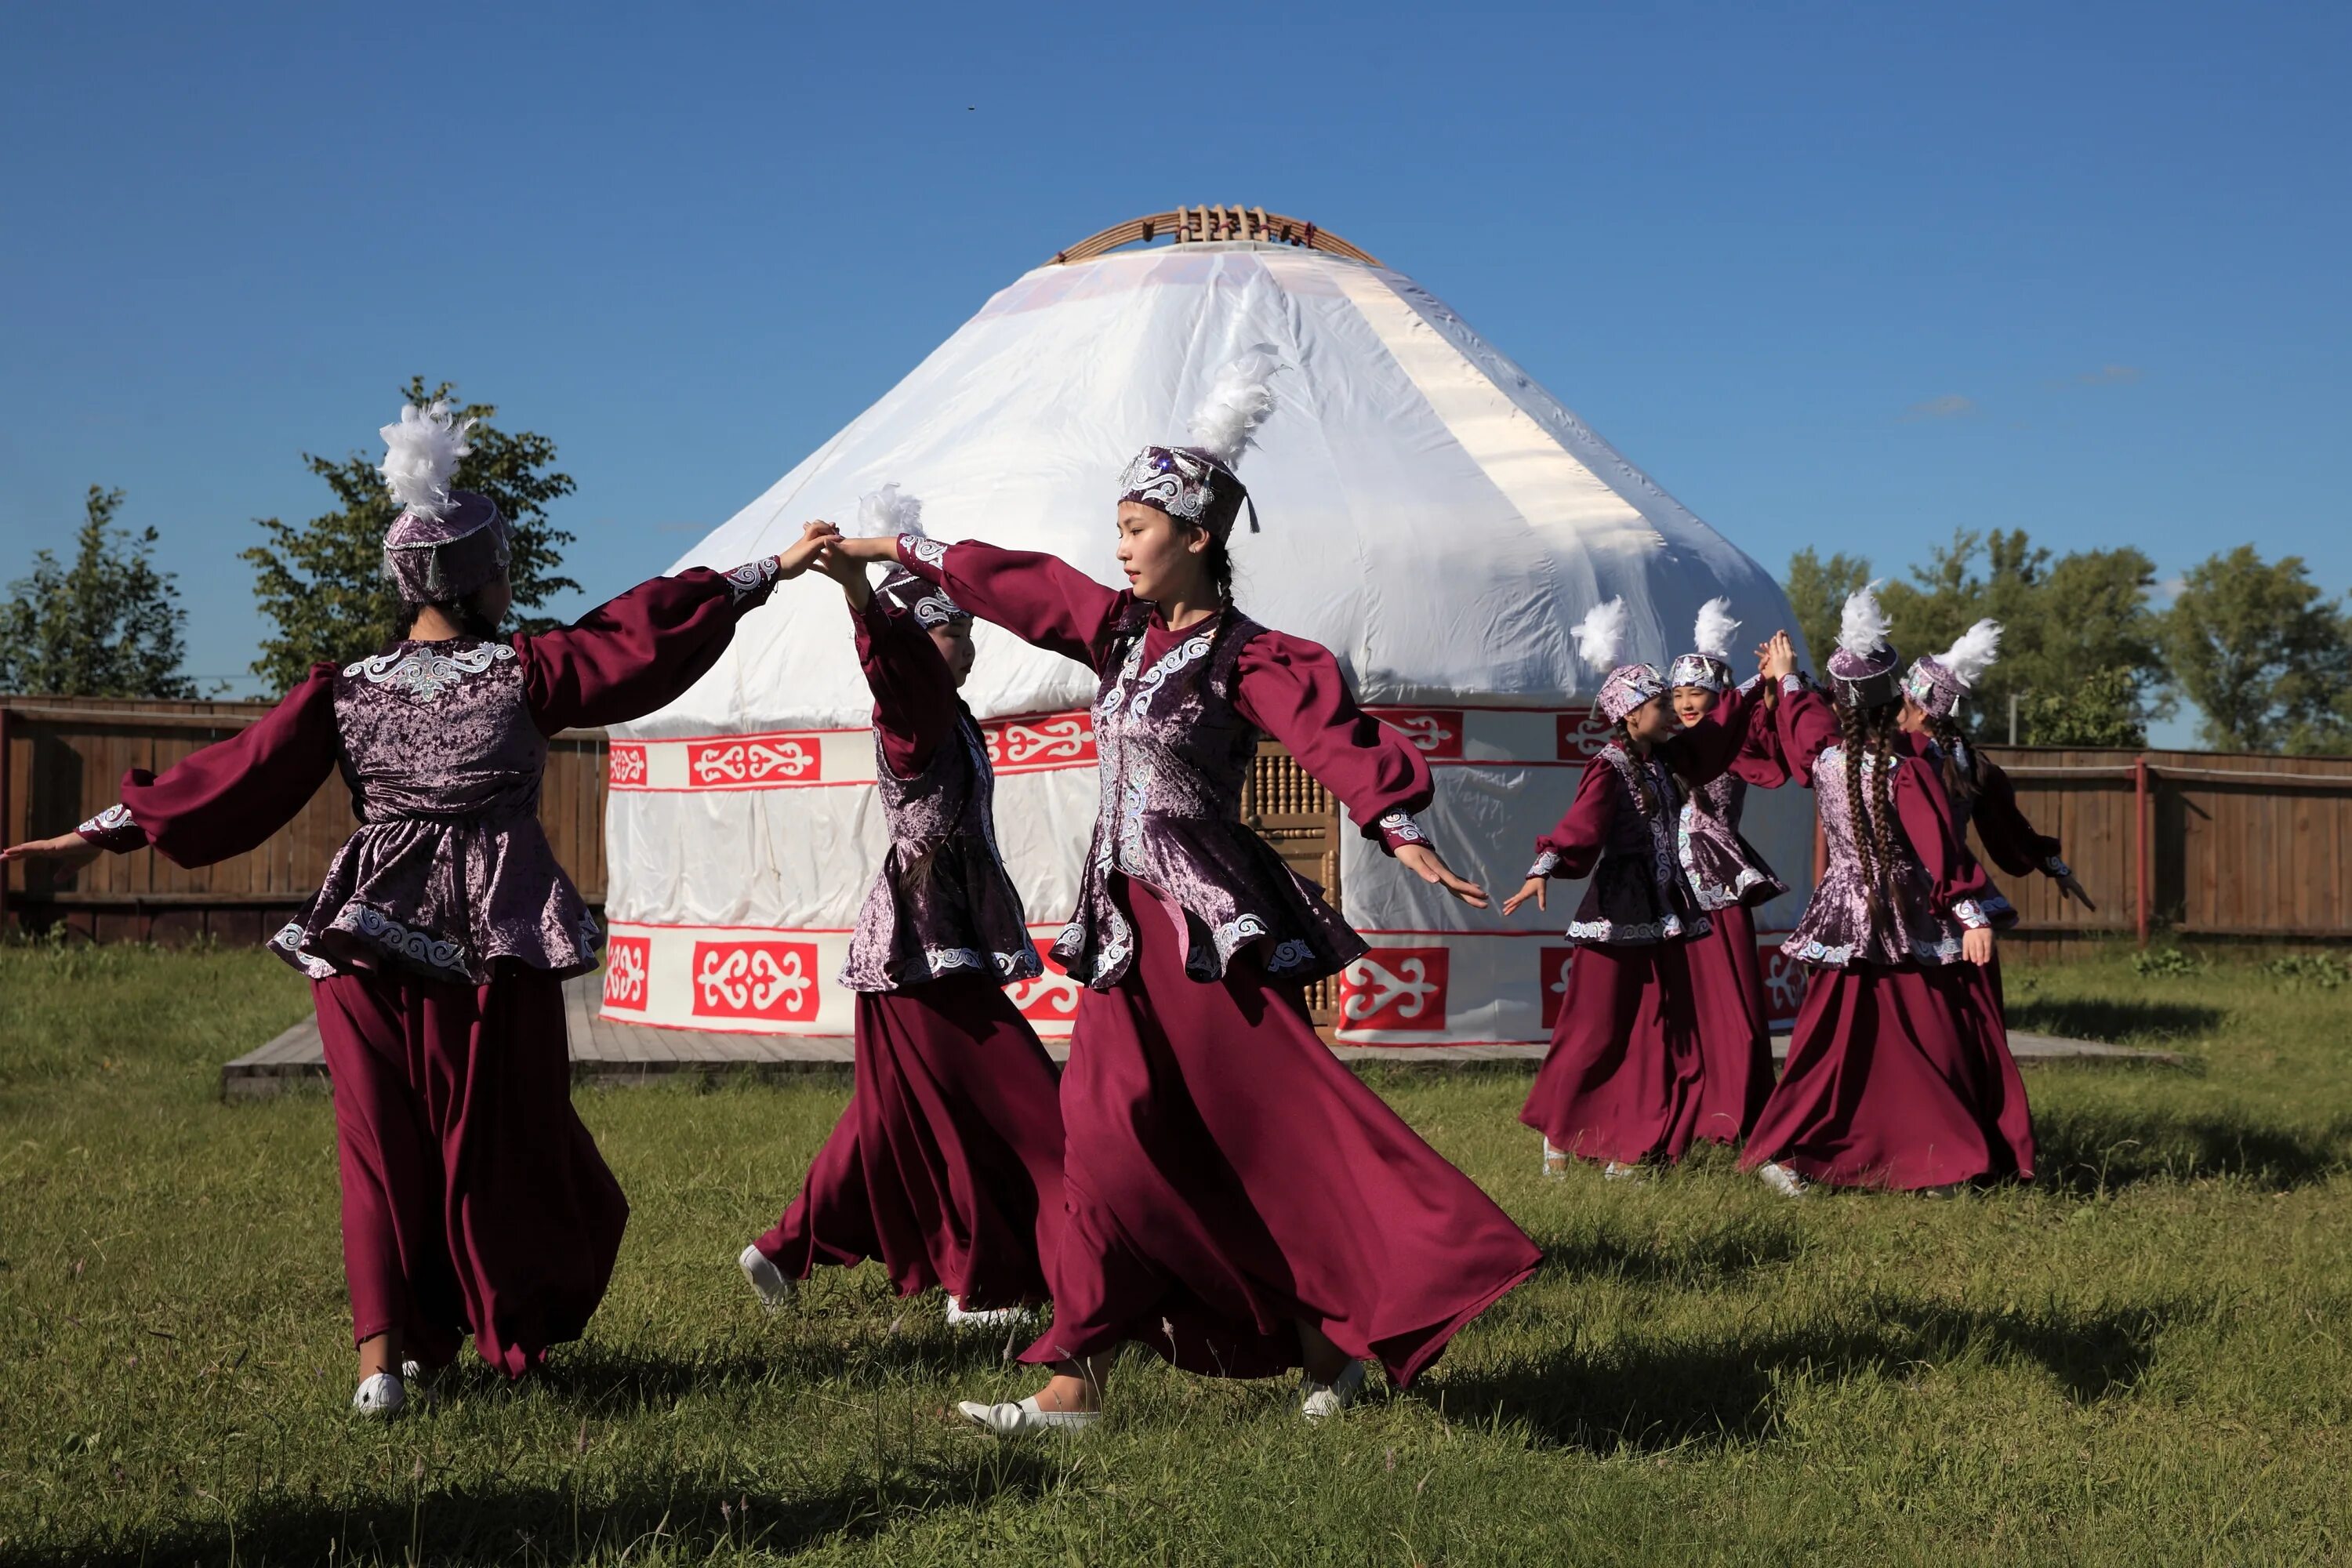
[1939,618,2003,689]
[1692,597,1740,659]
[850,483,924,539]
[378,401,473,520]
[1185,345,1285,469]
[1838,579,1893,659]
[1573,596,1628,671]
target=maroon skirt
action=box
[755,975,1066,1308]
[1741,960,2034,1190]
[1686,903,1777,1145]
[1519,938,1710,1164]
[1020,879,1541,1388]
[314,965,627,1378]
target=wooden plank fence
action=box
[6,698,2349,949]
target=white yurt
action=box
[601,209,1816,1046]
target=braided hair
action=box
[1200,528,1237,609]
[1608,718,1663,819]
[1836,688,1905,927]
[1928,713,1980,811]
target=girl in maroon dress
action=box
[1505,597,1773,1176]
[739,493,1067,1328]
[4,401,825,1416]
[1899,621,2097,911]
[1740,588,2034,1196]
[826,351,1540,1434]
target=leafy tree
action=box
[0,486,197,699]
[2161,546,2351,752]
[1878,529,2167,741]
[1782,547,1874,673]
[242,377,578,691]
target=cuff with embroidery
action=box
[1951,898,1991,931]
[896,533,951,580]
[1374,809,1428,854]
[2043,855,2071,879]
[76,803,147,853]
[1737,673,1763,697]
[1526,848,1563,880]
[721,556,783,603]
[1779,673,1806,696]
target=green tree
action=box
[241,378,578,691]
[0,486,197,699]
[2161,546,2351,752]
[1782,547,1874,673]
[1878,528,2166,741]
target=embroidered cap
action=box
[852,484,967,626]
[377,401,511,603]
[1668,597,1741,694]
[1119,347,1283,543]
[1903,619,2002,720]
[1572,595,1668,723]
[1828,580,1902,709]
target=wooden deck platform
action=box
[220,976,2176,1100]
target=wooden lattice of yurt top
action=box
[1049,207,1382,267]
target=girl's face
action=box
[929,620,977,688]
[1623,694,1679,746]
[1114,501,1210,606]
[1671,684,1717,728]
[1897,696,1931,734]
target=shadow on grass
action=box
[1424,1298,2172,1454]
[2008,995,2224,1047]
[1535,1211,1804,1288]
[2031,1102,2351,1193]
[18,1453,1065,1568]
[532,1330,1030,1415]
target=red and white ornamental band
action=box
[20,369,2076,1429]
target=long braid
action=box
[1610,720,1660,818]
[1929,713,1978,810]
[1837,696,1885,924]
[1864,704,1905,924]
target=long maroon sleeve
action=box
[894,535,1131,673]
[1233,632,1435,850]
[851,595,961,779]
[1728,683,1792,788]
[1661,679,1759,788]
[1893,757,2001,927]
[78,665,341,868]
[1774,678,1840,785]
[520,561,782,734]
[1969,752,2068,877]
[1526,759,1617,880]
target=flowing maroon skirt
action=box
[1519,938,1709,1164]
[314,965,627,1379]
[1020,880,1541,1388]
[1686,903,1777,1145]
[1740,960,2034,1190]
[755,975,1065,1309]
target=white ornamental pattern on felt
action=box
[603,940,648,1007]
[1386,714,1457,754]
[1341,951,1443,1024]
[692,739,815,784]
[1007,967,1084,1021]
[1762,945,1806,1017]
[988,715,1093,767]
[698,945,811,1014]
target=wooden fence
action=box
[0,695,607,945]
[6,699,2349,951]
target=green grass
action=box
[1,940,2349,1565]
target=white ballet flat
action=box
[956,1396,1099,1436]
[351,1372,405,1418]
[1755,1161,1809,1199]
[946,1296,1033,1330]
[1301,1359,1368,1423]
[1602,1160,1650,1182]
[1540,1138,1570,1179]
[739,1243,795,1311]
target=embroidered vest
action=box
[1678,771,1788,911]
[1564,744,1711,946]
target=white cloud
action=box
[1902,394,1979,422]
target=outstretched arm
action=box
[817,543,964,780]
[2,665,341,872]
[829,532,1132,673]
[1970,750,2095,909]
[1501,759,1615,916]
[1893,757,2006,964]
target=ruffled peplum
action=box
[1781,862,2015,970]
[270,813,602,985]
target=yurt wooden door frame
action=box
[1240,742,1345,1025]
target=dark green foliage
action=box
[0,487,196,699]
[2160,545,2352,753]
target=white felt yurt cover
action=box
[602,240,1815,1043]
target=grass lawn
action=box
[2,940,2348,1565]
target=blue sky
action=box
[2,2,2345,746]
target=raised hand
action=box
[1759,630,1797,683]
[828,532,904,563]
[1396,844,1489,909]
[1499,876,1548,918]
[0,832,102,871]
[775,520,842,579]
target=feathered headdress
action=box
[1670,597,1742,692]
[855,483,966,627]
[378,399,507,604]
[1828,579,1901,706]
[1573,596,1666,723]
[1904,617,2002,720]
[1118,346,1287,539]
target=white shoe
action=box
[1602,1160,1649,1182]
[739,1244,795,1311]
[946,1296,1033,1330]
[1541,1138,1570,1179]
[351,1372,405,1418]
[956,1396,1099,1436]
[1755,1161,1809,1199]
[1301,1359,1368,1423]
